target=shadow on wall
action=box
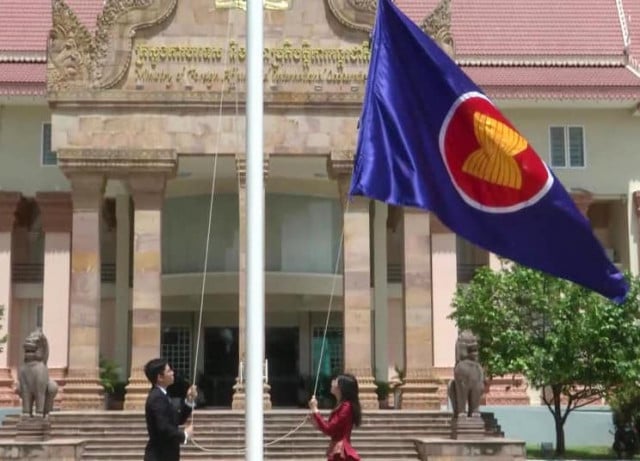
[482,405,615,448]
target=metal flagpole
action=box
[245,0,265,459]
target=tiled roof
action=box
[624,0,640,72]
[465,66,640,100]
[0,0,638,99]
[0,0,102,53]
[396,0,626,59]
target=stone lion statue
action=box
[448,330,484,419]
[16,329,58,417]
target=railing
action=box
[12,263,116,283]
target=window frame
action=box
[548,125,587,169]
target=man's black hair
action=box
[144,358,168,386]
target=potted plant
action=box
[100,357,126,410]
[375,380,391,409]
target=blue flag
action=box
[349,0,628,302]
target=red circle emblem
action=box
[440,92,553,212]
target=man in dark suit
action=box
[144,358,198,461]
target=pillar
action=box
[35,192,72,390]
[114,195,131,378]
[124,175,165,410]
[62,175,106,409]
[401,208,440,409]
[328,151,377,409]
[372,201,388,382]
[430,216,458,403]
[0,192,21,406]
[232,155,271,410]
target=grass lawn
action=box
[526,445,640,459]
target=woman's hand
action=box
[308,396,319,413]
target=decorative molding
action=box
[420,0,454,57]
[48,0,178,93]
[92,0,178,89]
[57,149,177,177]
[47,0,94,92]
[326,0,376,33]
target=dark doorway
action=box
[202,327,238,407]
[202,327,299,407]
[266,327,299,407]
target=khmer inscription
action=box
[132,40,370,90]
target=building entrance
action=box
[202,326,299,407]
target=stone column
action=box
[0,192,21,406]
[372,201,388,382]
[124,176,165,410]
[63,175,106,409]
[430,216,458,403]
[35,192,72,390]
[401,208,440,409]
[114,195,131,377]
[328,151,377,409]
[232,155,271,410]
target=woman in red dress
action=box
[309,374,362,461]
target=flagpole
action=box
[245,0,265,459]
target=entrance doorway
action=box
[266,327,299,407]
[203,327,238,407]
[202,327,299,407]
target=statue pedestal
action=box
[451,414,485,440]
[0,438,86,460]
[15,416,51,442]
[413,438,526,461]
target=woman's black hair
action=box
[336,373,362,427]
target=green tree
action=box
[451,265,640,456]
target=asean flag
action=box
[349,0,628,302]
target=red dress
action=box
[312,401,361,461]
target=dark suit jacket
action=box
[144,386,193,461]
[312,401,360,461]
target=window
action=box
[161,326,192,380]
[41,123,57,166]
[549,126,585,168]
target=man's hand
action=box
[186,385,198,404]
[184,422,193,440]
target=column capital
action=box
[235,154,270,188]
[35,192,72,233]
[570,188,593,217]
[127,174,166,210]
[0,192,22,232]
[68,174,106,211]
[327,150,354,179]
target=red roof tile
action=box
[397,0,626,59]
[0,63,46,83]
[0,0,103,52]
[465,66,640,100]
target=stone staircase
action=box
[0,410,502,460]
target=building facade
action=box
[0,0,639,410]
